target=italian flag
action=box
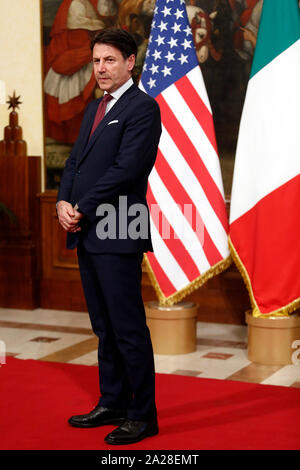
[229,0,300,317]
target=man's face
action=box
[93,43,135,94]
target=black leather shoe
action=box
[68,405,126,428]
[104,418,159,445]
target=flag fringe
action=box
[143,254,232,306]
[228,236,300,318]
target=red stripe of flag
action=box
[155,149,223,266]
[156,93,228,232]
[175,75,218,154]
[147,184,201,280]
[230,174,300,314]
[146,252,176,297]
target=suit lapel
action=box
[76,100,98,164]
[77,84,138,167]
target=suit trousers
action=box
[77,242,157,421]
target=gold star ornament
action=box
[6,91,22,111]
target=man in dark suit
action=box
[56,28,161,445]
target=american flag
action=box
[140,0,230,305]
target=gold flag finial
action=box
[6,90,22,111]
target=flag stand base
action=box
[246,310,300,365]
[145,301,198,355]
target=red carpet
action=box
[0,357,300,450]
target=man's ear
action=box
[128,54,136,72]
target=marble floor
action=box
[0,307,300,388]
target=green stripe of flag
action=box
[251,0,300,78]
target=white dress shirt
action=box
[104,77,134,115]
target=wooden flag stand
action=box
[0,92,41,308]
[145,301,198,355]
[246,310,300,365]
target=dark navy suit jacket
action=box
[57,84,162,253]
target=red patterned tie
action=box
[89,93,113,138]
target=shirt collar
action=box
[104,77,134,101]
